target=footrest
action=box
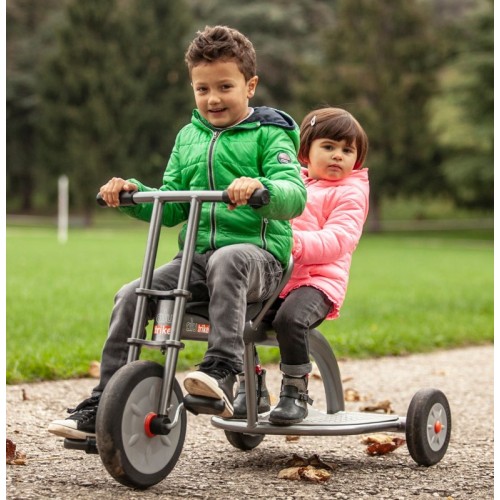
[63,437,98,454]
[183,394,226,416]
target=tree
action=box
[187,0,334,118]
[6,0,64,212]
[36,0,194,218]
[37,0,135,219]
[429,0,493,208]
[119,0,194,187]
[295,0,445,227]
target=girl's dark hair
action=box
[298,107,369,169]
[185,25,257,81]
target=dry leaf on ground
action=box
[278,466,331,483]
[6,439,27,465]
[279,453,336,482]
[285,435,300,442]
[360,434,406,456]
[344,388,361,402]
[359,400,394,414]
[286,453,336,470]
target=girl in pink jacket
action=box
[269,107,370,425]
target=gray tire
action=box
[406,388,451,466]
[96,360,186,488]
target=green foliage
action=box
[37,0,135,212]
[35,0,194,214]
[117,0,194,187]
[6,0,65,212]
[6,0,494,216]
[298,0,445,204]
[186,0,334,113]
[429,0,493,208]
[6,225,493,383]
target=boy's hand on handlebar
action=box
[226,177,264,210]
[99,178,137,207]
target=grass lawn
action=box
[6,224,493,383]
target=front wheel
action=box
[96,360,186,488]
[224,430,265,451]
[406,388,451,466]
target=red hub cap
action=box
[144,412,157,438]
[434,420,443,434]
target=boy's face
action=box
[191,60,258,128]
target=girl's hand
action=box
[99,177,137,207]
[226,177,264,210]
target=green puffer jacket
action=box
[120,106,307,267]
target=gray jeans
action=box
[93,244,283,395]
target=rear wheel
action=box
[406,388,451,466]
[224,431,265,451]
[96,360,186,488]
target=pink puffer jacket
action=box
[280,167,370,319]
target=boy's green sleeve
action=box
[118,142,189,226]
[254,126,307,220]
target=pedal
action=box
[63,437,98,454]
[183,394,226,416]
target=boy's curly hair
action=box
[185,25,257,81]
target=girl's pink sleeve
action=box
[293,190,368,265]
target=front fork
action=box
[127,196,203,431]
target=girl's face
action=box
[191,60,258,128]
[306,138,358,181]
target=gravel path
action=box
[6,345,493,499]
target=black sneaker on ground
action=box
[183,359,236,418]
[48,396,100,439]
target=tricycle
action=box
[63,189,451,489]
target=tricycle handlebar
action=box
[96,188,270,209]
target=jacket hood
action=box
[245,106,297,130]
[191,106,297,131]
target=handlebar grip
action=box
[222,188,270,208]
[96,191,137,207]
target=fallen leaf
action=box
[365,437,406,456]
[88,361,101,378]
[342,375,354,383]
[278,466,302,480]
[6,439,27,465]
[278,465,331,482]
[285,435,300,442]
[360,433,394,445]
[300,465,331,482]
[6,439,16,462]
[285,453,336,471]
[359,400,394,414]
[344,388,361,402]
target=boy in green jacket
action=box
[49,25,306,438]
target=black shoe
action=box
[48,396,100,439]
[232,366,271,418]
[269,375,312,425]
[183,359,236,418]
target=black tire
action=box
[224,430,265,451]
[406,388,451,466]
[96,360,186,488]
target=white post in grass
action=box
[58,175,69,244]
